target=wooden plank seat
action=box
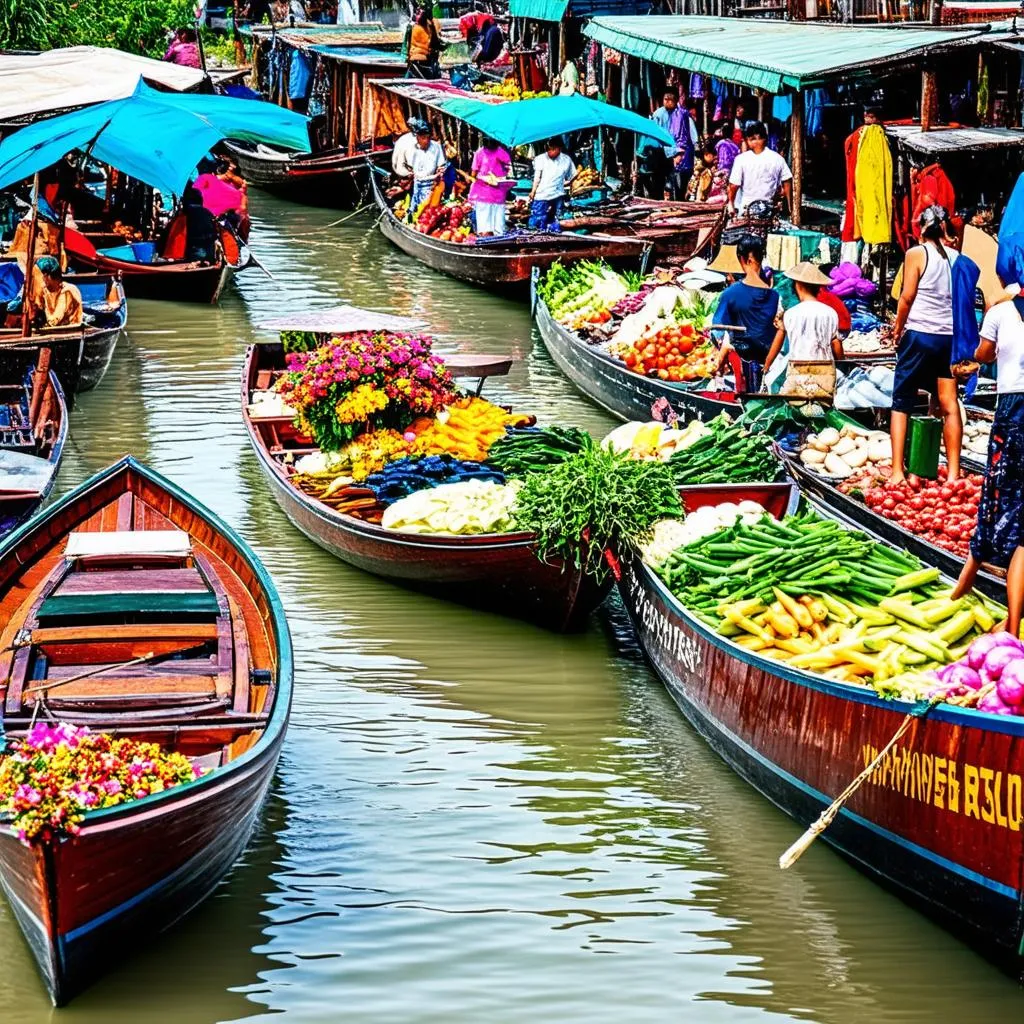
[56,569,210,596]
[64,528,192,567]
[32,623,219,665]
[37,591,221,619]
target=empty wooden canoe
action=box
[0,456,292,1005]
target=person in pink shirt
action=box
[163,28,201,69]
[468,137,513,237]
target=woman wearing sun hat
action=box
[763,261,844,399]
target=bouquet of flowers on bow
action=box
[274,331,459,451]
[0,722,205,844]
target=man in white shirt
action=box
[409,125,446,212]
[391,118,427,179]
[528,138,576,230]
[727,121,793,219]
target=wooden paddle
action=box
[778,695,941,869]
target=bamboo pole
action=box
[28,347,51,427]
[790,90,804,227]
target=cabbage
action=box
[982,645,1023,684]
[997,659,1024,707]
[966,632,1021,671]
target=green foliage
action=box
[0,0,197,58]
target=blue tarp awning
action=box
[440,94,673,147]
[0,78,311,197]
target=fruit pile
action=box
[620,322,720,382]
[842,467,983,559]
[414,202,476,243]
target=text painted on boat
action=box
[627,569,702,674]
[862,742,1023,830]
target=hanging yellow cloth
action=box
[853,124,893,245]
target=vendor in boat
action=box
[392,118,428,183]
[26,256,82,329]
[727,122,793,221]
[180,186,220,264]
[470,16,505,65]
[709,236,782,392]
[409,124,446,213]
[528,138,576,231]
[762,262,843,398]
[951,270,1024,637]
[469,137,513,237]
[887,204,962,487]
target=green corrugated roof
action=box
[510,0,570,19]
[584,16,984,93]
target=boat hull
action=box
[71,254,232,304]
[0,457,293,1004]
[226,143,381,207]
[532,282,737,423]
[616,547,1024,976]
[371,173,651,292]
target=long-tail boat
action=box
[65,227,246,305]
[242,325,613,630]
[64,272,127,391]
[371,172,652,293]
[531,272,737,422]
[0,351,67,536]
[0,456,293,1005]
[615,481,1024,979]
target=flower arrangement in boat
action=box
[0,722,204,844]
[274,331,458,450]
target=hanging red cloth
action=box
[910,162,959,239]
[841,127,862,243]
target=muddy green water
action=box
[2,196,1021,1022]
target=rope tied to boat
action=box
[778,694,943,870]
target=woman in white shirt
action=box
[763,262,844,396]
[951,275,1024,636]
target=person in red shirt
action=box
[816,287,851,338]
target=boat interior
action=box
[0,356,61,502]
[0,479,278,767]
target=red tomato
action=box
[624,351,637,368]
[678,338,695,355]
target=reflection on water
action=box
[4,196,1020,1022]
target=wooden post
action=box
[921,68,937,131]
[19,172,41,338]
[790,90,804,227]
[758,91,768,123]
[29,347,51,428]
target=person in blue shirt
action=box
[649,88,698,201]
[710,234,782,393]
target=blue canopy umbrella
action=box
[439,94,673,149]
[0,78,311,197]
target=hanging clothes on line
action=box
[853,124,893,245]
[910,163,958,239]
[841,125,862,243]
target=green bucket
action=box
[907,415,942,479]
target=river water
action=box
[3,195,1021,1022]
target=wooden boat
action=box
[226,142,389,208]
[532,276,737,423]
[562,197,726,260]
[371,171,653,292]
[615,481,1024,979]
[65,229,246,304]
[0,456,292,1005]
[64,272,127,392]
[783,454,1006,602]
[242,341,613,630]
[0,354,67,536]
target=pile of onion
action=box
[929,633,1024,715]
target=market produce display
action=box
[602,419,709,461]
[366,455,505,505]
[799,424,892,478]
[486,426,592,476]
[512,444,682,574]
[841,467,983,559]
[640,501,766,566]
[961,417,991,461]
[473,81,550,100]
[921,634,1024,715]
[381,479,521,535]
[537,261,629,330]
[408,397,532,461]
[669,414,779,484]
[652,510,1002,691]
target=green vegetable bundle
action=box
[669,413,779,484]
[514,446,682,575]
[659,511,932,615]
[487,426,593,477]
